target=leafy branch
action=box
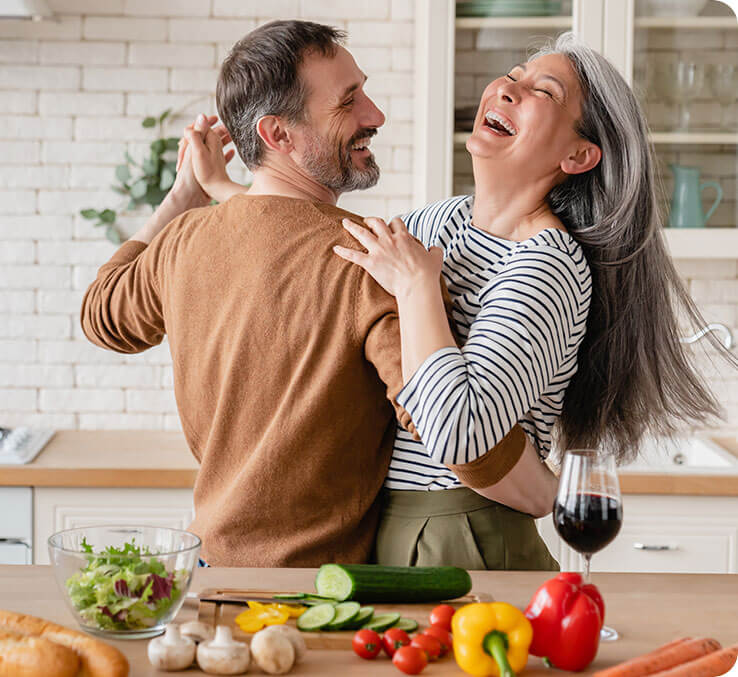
[80,96,209,244]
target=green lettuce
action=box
[65,537,189,631]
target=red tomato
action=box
[429,604,455,631]
[382,627,411,657]
[410,633,442,661]
[422,624,453,657]
[392,645,428,674]
[352,629,382,660]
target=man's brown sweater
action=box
[81,194,525,566]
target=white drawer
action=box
[591,523,734,573]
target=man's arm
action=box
[81,119,223,352]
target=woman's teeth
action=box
[484,111,517,136]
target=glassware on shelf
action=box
[655,62,706,131]
[673,62,706,131]
[653,62,681,130]
[709,64,738,131]
[553,450,623,642]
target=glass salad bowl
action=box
[48,525,201,639]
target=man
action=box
[81,20,527,567]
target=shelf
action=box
[651,132,738,145]
[635,16,738,29]
[453,132,738,145]
[455,16,573,29]
[665,229,738,259]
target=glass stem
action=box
[583,554,592,584]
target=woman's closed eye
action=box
[505,74,557,100]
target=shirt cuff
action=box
[396,346,464,444]
[445,424,527,488]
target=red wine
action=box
[554,493,623,555]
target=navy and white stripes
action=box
[386,195,591,491]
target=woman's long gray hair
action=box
[533,32,733,464]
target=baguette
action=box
[0,630,80,677]
[0,609,128,677]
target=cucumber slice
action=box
[344,606,374,630]
[394,617,419,632]
[302,595,338,606]
[296,603,336,631]
[362,612,401,632]
[324,601,361,631]
[272,593,306,600]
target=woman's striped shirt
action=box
[386,195,592,491]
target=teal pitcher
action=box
[668,164,723,228]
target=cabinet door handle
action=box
[0,538,30,549]
[633,542,677,551]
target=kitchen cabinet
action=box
[33,487,194,565]
[537,494,738,573]
[414,0,738,257]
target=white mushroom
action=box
[258,625,306,664]
[196,625,250,675]
[147,623,196,671]
[179,620,215,643]
[250,628,295,675]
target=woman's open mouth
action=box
[482,110,518,137]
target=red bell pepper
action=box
[524,572,604,672]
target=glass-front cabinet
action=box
[414,0,738,258]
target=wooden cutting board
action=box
[198,588,493,649]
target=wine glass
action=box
[709,64,738,131]
[553,450,623,642]
[672,62,706,130]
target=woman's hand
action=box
[334,216,444,300]
[176,114,239,203]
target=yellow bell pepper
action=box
[234,600,303,633]
[452,602,533,677]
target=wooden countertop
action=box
[0,431,198,488]
[2,566,736,676]
[1,431,738,495]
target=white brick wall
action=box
[0,0,415,429]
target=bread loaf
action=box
[0,630,79,677]
[0,610,129,677]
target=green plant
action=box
[80,109,180,244]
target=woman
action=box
[178,32,728,570]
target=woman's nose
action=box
[496,80,520,104]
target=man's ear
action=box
[560,141,601,176]
[256,115,295,154]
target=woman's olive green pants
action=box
[374,487,558,571]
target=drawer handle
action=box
[0,538,30,549]
[633,542,677,551]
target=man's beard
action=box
[300,126,380,194]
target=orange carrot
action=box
[648,644,738,677]
[593,637,722,677]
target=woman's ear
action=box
[560,141,602,176]
[255,115,295,154]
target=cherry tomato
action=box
[352,629,382,660]
[422,624,453,657]
[393,645,428,674]
[429,604,455,631]
[382,627,411,657]
[411,633,442,661]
